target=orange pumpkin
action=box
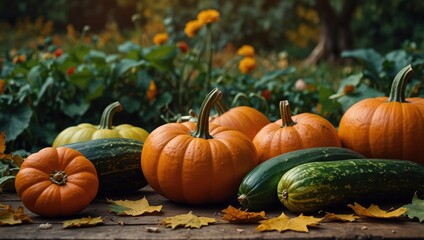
[141,88,258,205]
[253,100,341,163]
[211,100,270,140]
[338,65,424,163]
[15,147,99,218]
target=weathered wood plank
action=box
[1,186,424,240]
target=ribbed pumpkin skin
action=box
[52,101,149,147]
[141,88,259,205]
[52,123,149,147]
[141,122,258,204]
[253,102,341,163]
[211,106,270,140]
[338,97,424,163]
[338,65,424,165]
[15,147,99,218]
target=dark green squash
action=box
[64,138,147,196]
[237,147,365,211]
[278,159,424,213]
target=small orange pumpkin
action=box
[253,100,341,163]
[141,88,258,205]
[338,65,424,163]
[210,100,270,140]
[15,147,99,218]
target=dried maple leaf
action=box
[0,203,32,225]
[63,216,104,228]
[348,202,407,219]
[108,197,162,216]
[256,212,323,233]
[221,205,266,223]
[324,212,359,222]
[162,211,216,229]
[403,192,424,222]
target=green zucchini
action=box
[277,159,424,213]
[64,138,147,196]
[237,147,365,211]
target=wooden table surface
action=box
[1,186,424,240]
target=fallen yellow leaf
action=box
[221,205,266,223]
[257,212,323,233]
[347,202,407,219]
[324,212,359,222]
[162,211,216,229]
[63,216,104,228]
[108,197,162,216]
[0,203,32,226]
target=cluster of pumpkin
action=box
[13,65,424,218]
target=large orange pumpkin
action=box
[338,65,424,163]
[210,100,270,140]
[141,88,259,205]
[253,100,341,163]
[15,147,99,218]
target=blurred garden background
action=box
[1,0,424,154]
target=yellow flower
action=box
[239,57,257,74]
[153,33,169,46]
[184,20,203,38]
[197,9,220,24]
[237,45,255,57]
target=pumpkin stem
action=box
[192,88,222,139]
[388,65,414,103]
[98,101,123,129]
[279,100,296,127]
[50,170,67,185]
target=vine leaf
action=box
[0,204,32,225]
[256,212,322,233]
[108,197,162,216]
[221,205,266,223]
[348,202,407,219]
[63,216,104,228]
[403,192,424,222]
[324,212,359,222]
[162,211,216,229]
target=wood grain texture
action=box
[1,186,423,240]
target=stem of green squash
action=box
[98,101,123,129]
[279,100,297,127]
[388,64,414,103]
[192,88,222,139]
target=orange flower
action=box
[153,33,169,46]
[237,45,255,57]
[239,57,257,74]
[184,20,203,38]
[0,79,5,94]
[13,54,26,64]
[147,80,157,102]
[197,9,220,24]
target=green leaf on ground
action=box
[403,192,424,222]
